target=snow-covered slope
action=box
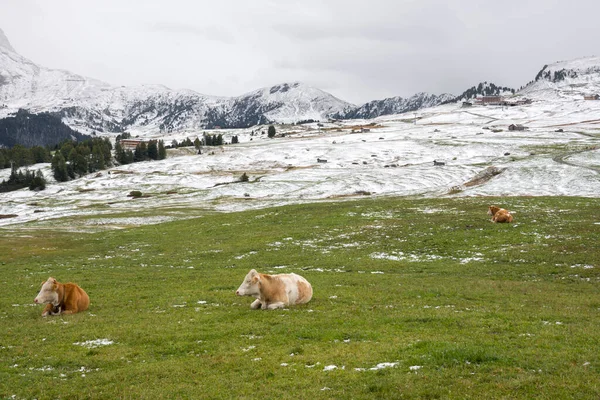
[231,83,351,125]
[333,92,455,119]
[0,27,16,54]
[520,56,600,100]
[0,29,350,134]
[191,82,352,129]
[2,96,600,230]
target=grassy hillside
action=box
[1,196,599,399]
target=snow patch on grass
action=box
[73,339,114,348]
[355,362,399,371]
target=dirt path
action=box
[552,147,600,172]
[462,111,500,121]
[544,118,600,128]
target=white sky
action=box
[1,0,599,104]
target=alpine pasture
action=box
[1,196,599,399]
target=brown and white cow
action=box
[236,269,313,310]
[34,277,90,317]
[488,205,514,223]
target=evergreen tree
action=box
[51,152,69,182]
[134,143,144,162]
[158,140,167,160]
[0,165,41,192]
[69,148,88,177]
[90,146,105,172]
[29,170,46,191]
[268,125,276,138]
[103,138,113,165]
[122,148,134,164]
[31,146,51,164]
[114,141,125,164]
[9,145,34,167]
[60,141,74,160]
[147,140,158,160]
[133,142,148,162]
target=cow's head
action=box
[236,269,260,297]
[488,206,499,216]
[34,277,60,305]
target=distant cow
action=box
[488,205,514,223]
[236,269,313,309]
[34,277,90,317]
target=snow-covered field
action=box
[1,98,599,231]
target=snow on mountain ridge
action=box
[0,28,16,53]
[520,56,600,100]
[240,82,353,123]
[0,37,350,133]
[2,27,599,134]
[541,56,600,74]
[0,28,451,133]
[332,92,454,120]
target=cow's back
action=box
[284,273,313,305]
[494,210,513,223]
[64,283,90,312]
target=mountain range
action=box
[1,27,599,138]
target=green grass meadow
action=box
[1,196,599,399]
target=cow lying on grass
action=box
[34,277,90,317]
[488,205,514,223]
[236,269,313,309]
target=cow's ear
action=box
[50,277,56,283]
[252,276,260,284]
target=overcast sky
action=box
[1,0,599,104]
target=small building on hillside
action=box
[475,96,505,106]
[584,94,600,100]
[119,139,146,150]
[505,98,532,106]
[508,124,527,131]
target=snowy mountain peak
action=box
[534,56,600,81]
[521,56,600,100]
[0,24,354,131]
[269,82,301,94]
[0,28,16,53]
[251,81,349,104]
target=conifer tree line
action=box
[0,164,46,193]
[114,139,167,165]
[202,133,224,146]
[0,145,52,169]
[168,133,241,149]
[0,128,244,193]
[50,137,113,182]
